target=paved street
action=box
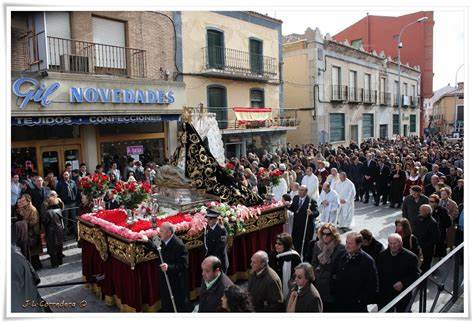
[35,202,463,313]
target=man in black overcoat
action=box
[362,153,378,203]
[285,185,319,258]
[374,158,391,206]
[377,233,420,312]
[158,222,189,312]
[333,232,379,312]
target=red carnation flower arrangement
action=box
[269,169,283,186]
[114,179,152,210]
[79,173,110,199]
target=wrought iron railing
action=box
[379,243,464,313]
[25,33,146,78]
[362,89,377,104]
[347,87,361,103]
[202,46,278,80]
[410,96,420,108]
[331,85,347,101]
[379,92,392,106]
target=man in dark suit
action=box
[158,222,189,312]
[374,159,391,206]
[333,232,379,312]
[413,205,440,273]
[362,153,378,204]
[203,209,229,273]
[198,256,234,312]
[285,185,319,258]
[347,156,364,202]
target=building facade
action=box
[333,11,434,135]
[11,11,184,178]
[180,11,296,157]
[283,28,421,146]
[426,83,464,136]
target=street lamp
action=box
[397,16,428,136]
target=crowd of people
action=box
[11,135,464,313]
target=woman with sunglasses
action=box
[269,233,301,299]
[309,223,345,312]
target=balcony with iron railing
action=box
[410,96,420,108]
[331,85,347,101]
[362,89,377,104]
[26,33,147,78]
[379,92,391,106]
[201,46,278,82]
[347,87,362,103]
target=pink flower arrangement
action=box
[188,211,207,236]
[80,201,284,241]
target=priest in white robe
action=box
[325,168,341,190]
[333,172,356,229]
[317,182,340,224]
[301,167,319,202]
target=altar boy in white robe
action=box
[301,167,319,202]
[333,172,356,230]
[317,183,340,225]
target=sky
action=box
[268,9,465,91]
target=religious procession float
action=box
[77,108,287,312]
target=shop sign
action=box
[126,145,144,155]
[70,88,175,104]
[12,78,176,108]
[12,78,60,109]
[12,115,169,126]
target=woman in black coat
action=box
[269,233,301,299]
[310,223,346,312]
[389,163,407,208]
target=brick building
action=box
[11,11,185,178]
[333,11,434,135]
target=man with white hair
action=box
[158,222,189,312]
[376,233,420,312]
[247,250,284,312]
[333,172,356,229]
[317,183,340,225]
[301,167,319,201]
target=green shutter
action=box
[249,39,263,74]
[250,89,264,108]
[410,114,416,132]
[208,86,227,129]
[330,113,345,142]
[207,30,224,68]
[393,114,400,135]
[362,114,374,138]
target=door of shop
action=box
[39,144,82,177]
